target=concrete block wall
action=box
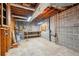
[51,5,79,51]
[41,30,49,40]
[41,21,50,40]
[15,21,40,41]
[23,22,40,32]
[41,18,56,42]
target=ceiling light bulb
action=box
[27,16,32,22]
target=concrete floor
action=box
[6,37,79,56]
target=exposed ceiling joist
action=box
[51,3,75,9]
[31,3,77,22]
[10,4,35,11]
[12,15,28,20]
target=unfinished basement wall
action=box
[51,5,79,51]
[24,23,32,32]
[41,19,56,42]
[15,21,40,41]
[41,21,49,40]
[24,23,40,32]
[16,21,40,32]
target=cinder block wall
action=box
[41,18,56,42]
[16,21,40,32]
[51,5,79,51]
[41,21,49,40]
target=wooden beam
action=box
[12,15,28,20]
[10,4,35,11]
[7,3,11,26]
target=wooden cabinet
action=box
[0,3,11,56]
[0,28,7,56]
[0,27,10,56]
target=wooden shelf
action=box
[2,3,7,26]
[24,31,41,39]
[3,16,6,19]
[0,3,11,56]
[3,8,6,11]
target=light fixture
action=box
[27,16,32,22]
[38,22,43,25]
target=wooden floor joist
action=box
[12,15,28,20]
[10,4,35,11]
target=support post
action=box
[49,17,51,41]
